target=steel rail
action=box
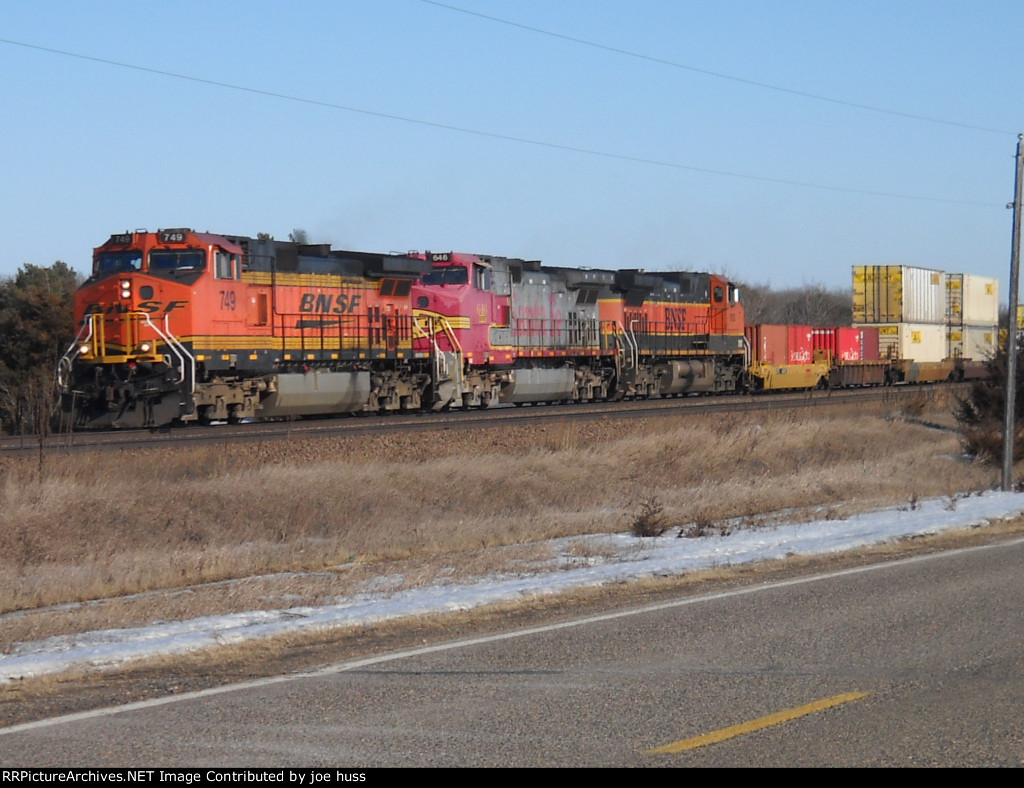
[0,382,965,457]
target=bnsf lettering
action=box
[299,293,362,314]
[665,307,688,331]
[84,303,130,316]
[84,301,188,315]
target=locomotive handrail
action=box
[412,315,443,374]
[513,318,562,350]
[56,315,98,390]
[428,317,448,378]
[284,310,418,357]
[134,311,194,392]
[56,309,193,393]
[435,314,464,355]
[412,313,463,379]
[509,317,602,351]
[434,316,458,378]
[624,320,640,370]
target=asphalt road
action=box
[3,536,1023,767]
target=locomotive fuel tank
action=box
[653,359,716,394]
[499,367,576,403]
[257,371,371,418]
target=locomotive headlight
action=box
[77,343,92,357]
[137,341,153,354]
[120,279,132,299]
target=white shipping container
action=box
[852,265,947,324]
[858,323,947,363]
[946,274,999,326]
[947,324,998,360]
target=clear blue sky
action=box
[2,0,1022,292]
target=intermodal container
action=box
[857,327,881,361]
[811,327,880,362]
[861,323,947,363]
[946,274,999,326]
[746,324,785,365]
[787,325,813,364]
[947,324,997,360]
[746,324,814,365]
[853,265,946,324]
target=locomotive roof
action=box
[222,234,432,278]
[189,231,245,254]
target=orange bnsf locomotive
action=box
[58,229,748,428]
[59,229,435,428]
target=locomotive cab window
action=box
[713,286,725,303]
[379,278,413,297]
[214,250,238,280]
[150,249,206,272]
[474,265,491,292]
[422,266,468,286]
[95,251,142,276]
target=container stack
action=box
[852,265,946,362]
[852,265,998,364]
[945,273,999,361]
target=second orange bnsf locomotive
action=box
[58,228,747,428]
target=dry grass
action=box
[0,393,1001,643]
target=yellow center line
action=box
[646,691,871,754]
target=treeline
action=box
[738,281,853,326]
[0,262,80,436]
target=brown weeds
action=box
[0,401,999,623]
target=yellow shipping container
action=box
[853,265,946,324]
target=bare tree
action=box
[738,281,852,325]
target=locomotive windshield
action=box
[421,266,468,286]
[149,249,206,272]
[95,251,142,275]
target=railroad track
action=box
[0,382,964,457]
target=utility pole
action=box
[1002,134,1024,491]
